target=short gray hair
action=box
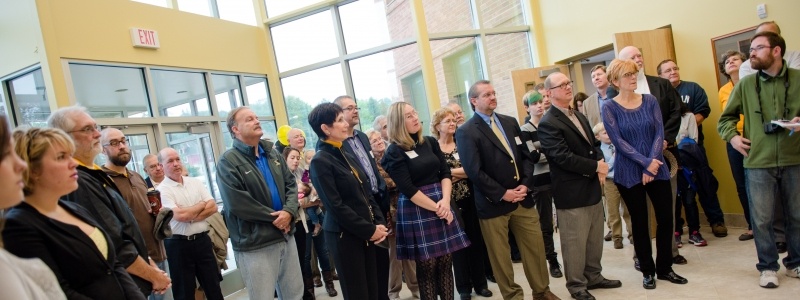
[372,115,387,132]
[142,153,158,167]
[333,95,353,106]
[47,105,89,132]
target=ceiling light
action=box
[115,88,128,92]
[177,90,188,94]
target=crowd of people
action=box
[0,20,799,300]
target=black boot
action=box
[322,270,338,297]
[303,277,316,300]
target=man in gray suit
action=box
[537,72,620,300]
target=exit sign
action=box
[130,28,160,49]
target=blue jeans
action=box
[745,166,800,271]
[234,235,304,299]
[148,260,168,300]
[304,219,333,274]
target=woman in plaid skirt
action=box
[381,102,470,300]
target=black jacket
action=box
[455,113,536,219]
[3,201,145,300]
[61,164,151,295]
[216,138,299,252]
[538,107,603,209]
[310,141,386,241]
[340,130,390,214]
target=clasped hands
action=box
[502,185,528,203]
[435,200,453,224]
[642,159,663,185]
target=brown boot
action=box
[322,270,338,297]
[532,290,561,300]
[312,275,322,287]
[302,277,316,300]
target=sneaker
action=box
[687,231,708,247]
[674,232,683,248]
[760,270,779,288]
[787,267,800,279]
[711,223,728,237]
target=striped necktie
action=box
[491,117,519,180]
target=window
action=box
[151,69,212,117]
[265,0,325,18]
[132,0,169,7]
[0,90,7,117]
[244,77,273,116]
[271,11,339,72]
[217,0,257,25]
[400,71,430,135]
[70,64,152,118]
[281,64,346,148]
[432,38,483,120]
[7,69,50,127]
[477,0,525,28]
[484,32,532,115]
[350,46,416,133]
[177,0,213,17]
[166,131,220,200]
[422,0,474,33]
[339,0,412,54]
[211,74,242,118]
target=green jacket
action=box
[216,138,298,252]
[718,63,800,168]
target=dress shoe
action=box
[672,254,688,265]
[657,271,688,284]
[633,257,641,271]
[604,231,612,241]
[533,290,561,300]
[486,274,496,283]
[587,279,622,290]
[549,260,563,278]
[613,238,623,249]
[739,231,754,241]
[777,242,788,254]
[642,275,656,289]
[570,289,595,300]
[711,222,728,237]
[459,292,472,300]
[475,288,493,297]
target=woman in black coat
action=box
[308,103,389,300]
[3,127,144,300]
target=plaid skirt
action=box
[395,182,471,260]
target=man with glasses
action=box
[157,147,223,300]
[333,95,391,300]
[143,153,166,189]
[47,106,171,298]
[718,31,800,289]
[446,102,467,127]
[456,80,559,300]
[617,46,687,269]
[738,21,797,255]
[657,59,727,244]
[101,128,170,300]
[538,72,620,300]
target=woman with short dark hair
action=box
[308,103,388,300]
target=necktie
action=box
[491,118,519,180]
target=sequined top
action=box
[442,147,471,202]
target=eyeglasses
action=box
[440,119,456,125]
[749,45,773,53]
[343,106,360,112]
[549,81,573,90]
[69,124,100,134]
[103,138,129,148]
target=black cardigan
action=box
[3,201,145,300]
[310,141,386,241]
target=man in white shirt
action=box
[739,21,800,79]
[143,154,165,189]
[156,147,223,300]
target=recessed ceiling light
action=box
[115,88,128,92]
[177,90,188,94]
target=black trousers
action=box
[164,234,223,300]
[294,223,310,278]
[452,195,489,294]
[617,180,674,276]
[326,230,379,300]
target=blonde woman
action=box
[381,102,469,300]
[4,127,144,299]
[0,115,65,299]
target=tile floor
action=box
[226,226,800,299]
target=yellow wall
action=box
[536,0,800,214]
[32,0,272,107]
[0,0,46,77]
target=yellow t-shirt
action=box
[88,227,108,260]
[719,81,744,135]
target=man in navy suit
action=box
[538,72,620,300]
[455,80,559,300]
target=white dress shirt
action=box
[157,176,213,235]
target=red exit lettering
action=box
[138,29,155,46]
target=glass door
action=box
[95,126,158,178]
[161,124,222,201]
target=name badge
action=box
[405,150,419,159]
[514,136,522,145]
[453,153,460,160]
